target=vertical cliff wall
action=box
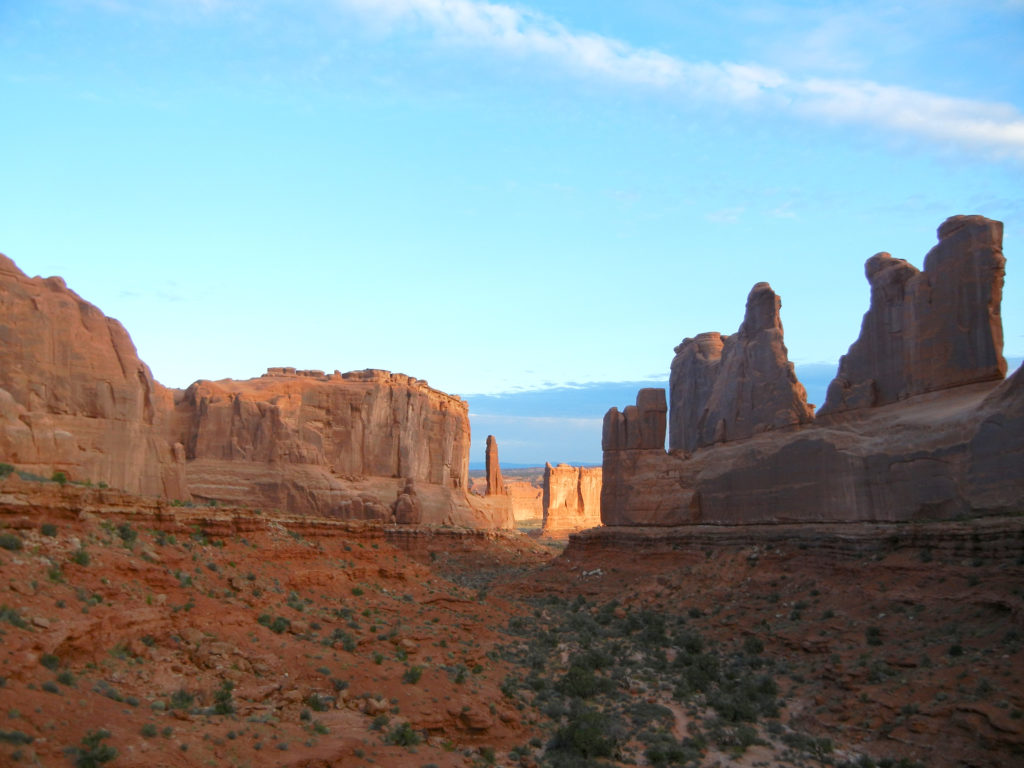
[0,255,186,498]
[669,282,814,452]
[600,216,1022,527]
[820,215,1006,416]
[541,463,601,538]
[0,255,510,528]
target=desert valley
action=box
[1,215,1022,768]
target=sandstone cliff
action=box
[820,215,1006,415]
[0,255,186,498]
[541,463,601,538]
[485,435,506,496]
[669,282,813,452]
[0,256,511,529]
[602,217,1022,527]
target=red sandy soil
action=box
[1,477,1022,768]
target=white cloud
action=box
[337,0,1024,160]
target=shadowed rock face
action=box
[669,282,813,453]
[541,463,601,537]
[820,215,1006,416]
[601,216,1022,527]
[485,435,506,496]
[0,255,510,528]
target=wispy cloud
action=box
[337,0,1024,160]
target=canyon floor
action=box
[1,476,1022,768]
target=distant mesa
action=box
[0,253,512,529]
[602,215,1023,527]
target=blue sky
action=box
[2,0,1022,465]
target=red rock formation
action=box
[541,463,601,538]
[601,217,1022,527]
[669,282,814,452]
[0,255,186,498]
[820,215,1006,415]
[0,255,511,529]
[485,435,506,496]
[602,388,666,451]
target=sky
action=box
[2,0,1023,465]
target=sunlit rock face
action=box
[541,463,601,538]
[485,435,506,496]
[0,255,512,529]
[0,254,186,498]
[600,216,1023,527]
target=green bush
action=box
[385,721,421,747]
[213,681,235,715]
[0,533,23,551]
[402,666,424,685]
[168,688,195,711]
[41,523,58,537]
[71,548,90,566]
[71,729,117,767]
[0,463,14,479]
[549,700,619,760]
[52,471,68,486]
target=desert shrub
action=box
[41,523,58,537]
[40,653,60,671]
[70,729,116,767]
[71,548,90,566]
[0,605,28,628]
[0,533,23,551]
[0,730,33,745]
[304,693,330,712]
[169,688,195,711]
[866,626,884,646]
[0,463,14,478]
[213,680,235,715]
[385,721,421,747]
[548,700,619,760]
[402,666,423,684]
[140,723,157,738]
[116,523,137,548]
[51,470,68,485]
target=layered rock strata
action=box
[669,282,814,452]
[0,255,511,529]
[820,215,1006,415]
[602,216,1023,527]
[541,463,602,538]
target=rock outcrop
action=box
[485,435,506,496]
[601,217,1023,527]
[0,255,187,498]
[669,282,814,452]
[541,463,601,538]
[0,255,512,529]
[820,215,1006,415]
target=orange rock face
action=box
[0,256,509,528]
[540,463,601,538]
[0,255,186,498]
[601,217,1023,527]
